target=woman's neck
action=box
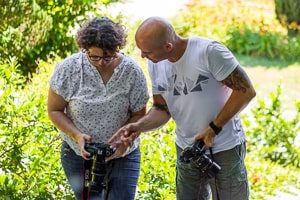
[96,53,123,84]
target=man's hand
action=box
[108,123,140,148]
[106,142,130,162]
[75,133,92,160]
[106,123,140,162]
[194,127,216,147]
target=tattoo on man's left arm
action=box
[221,65,251,93]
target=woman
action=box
[47,17,149,200]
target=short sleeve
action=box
[207,41,239,81]
[49,59,79,102]
[129,67,149,112]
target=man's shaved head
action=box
[135,17,184,63]
[135,17,176,48]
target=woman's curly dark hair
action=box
[76,17,127,52]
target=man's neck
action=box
[168,38,188,63]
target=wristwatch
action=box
[209,121,222,135]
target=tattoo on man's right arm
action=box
[221,65,251,93]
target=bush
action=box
[246,151,300,199]
[1,60,299,199]
[226,24,281,58]
[0,58,73,199]
[172,0,300,61]
[275,0,300,36]
[137,92,300,199]
[226,22,300,60]
[243,85,300,167]
[0,1,53,75]
[136,121,176,200]
[0,0,118,75]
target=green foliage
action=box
[136,93,300,200]
[172,0,300,62]
[226,24,300,60]
[0,0,53,74]
[246,151,300,200]
[243,85,300,167]
[1,0,300,197]
[226,24,281,58]
[0,0,118,75]
[137,121,176,200]
[275,0,300,36]
[0,58,73,199]
[1,55,300,199]
[171,0,238,41]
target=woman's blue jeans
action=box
[61,141,140,200]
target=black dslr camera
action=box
[179,140,221,178]
[84,143,115,193]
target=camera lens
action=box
[180,141,221,178]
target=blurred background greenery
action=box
[0,0,299,199]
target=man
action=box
[109,17,256,200]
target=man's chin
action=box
[149,58,166,63]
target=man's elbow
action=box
[247,88,256,102]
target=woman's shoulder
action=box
[58,52,82,66]
[121,54,143,73]
[55,52,83,73]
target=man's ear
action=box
[164,42,173,52]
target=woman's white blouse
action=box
[50,52,149,155]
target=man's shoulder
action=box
[188,36,216,55]
[185,37,215,61]
[189,36,214,45]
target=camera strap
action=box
[83,159,93,200]
[209,147,220,200]
[209,147,214,160]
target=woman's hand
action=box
[75,133,92,160]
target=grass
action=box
[237,54,300,113]
[246,151,300,200]
[238,55,300,199]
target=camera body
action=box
[85,142,115,158]
[84,142,115,193]
[179,140,221,178]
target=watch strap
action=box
[209,121,222,135]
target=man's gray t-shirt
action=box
[148,37,245,153]
[50,52,149,155]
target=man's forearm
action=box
[215,65,256,127]
[127,106,147,124]
[135,107,171,133]
[214,89,256,127]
